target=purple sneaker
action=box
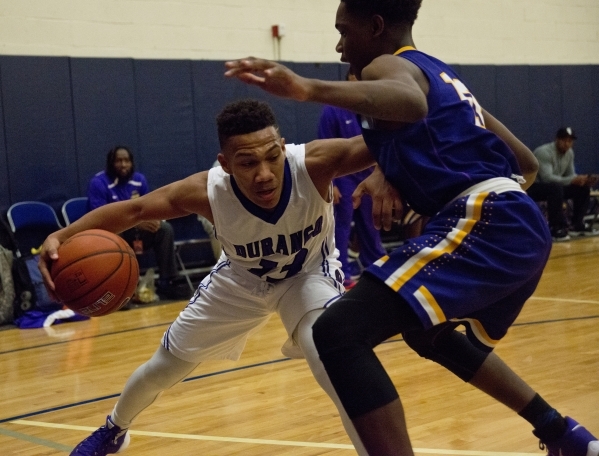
[70,415,130,455]
[539,417,599,456]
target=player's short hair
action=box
[105,145,134,180]
[217,99,279,148]
[341,0,423,26]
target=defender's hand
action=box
[333,186,342,205]
[224,57,311,101]
[352,166,403,231]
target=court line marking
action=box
[0,426,73,452]
[2,295,597,356]
[9,420,540,455]
[529,296,599,305]
[2,315,599,425]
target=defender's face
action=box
[335,2,377,79]
[218,126,286,211]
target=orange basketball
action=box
[50,229,140,317]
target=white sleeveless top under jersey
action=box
[207,144,338,283]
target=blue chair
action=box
[62,197,89,225]
[169,214,216,291]
[7,201,63,257]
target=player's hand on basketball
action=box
[224,57,310,101]
[38,234,62,298]
[352,166,403,231]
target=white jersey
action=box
[207,144,339,283]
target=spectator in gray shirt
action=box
[527,127,598,241]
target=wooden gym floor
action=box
[1,236,598,455]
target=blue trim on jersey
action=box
[163,326,171,351]
[230,159,292,224]
[324,294,343,309]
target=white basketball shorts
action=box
[161,259,344,363]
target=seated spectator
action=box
[527,127,599,241]
[87,146,186,299]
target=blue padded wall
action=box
[0,56,78,208]
[495,65,533,149]
[0,75,9,209]
[70,58,139,195]
[561,65,599,173]
[528,66,562,150]
[134,59,197,189]
[191,60,250,170]
[0,56,597,215]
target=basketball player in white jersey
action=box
[39,99,393,455]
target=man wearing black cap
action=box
[527,127,599,240]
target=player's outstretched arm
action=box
[39,171,212,291]
[304,135,375,196]
[225,56,428,123]
[482,109,538,189]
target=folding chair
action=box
[169,215,216,292]
[7,201,63,257]
[62,197,89,225]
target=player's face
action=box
[113,148,133,179]
[219,126,286,211]
[335,2,378,79]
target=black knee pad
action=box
[312,275,423,419]
[313,274,421,356]
[403,323,489,382]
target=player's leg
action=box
[312,274,423,455]
[71,264,272,456]
[70,346,199,456]
[293,308,368,455]
[314,190,554,454]
[111,345,198,428]
[404,324,599,455]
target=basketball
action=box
[50,229,140,317]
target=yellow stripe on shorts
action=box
[451,317,500,349]
[385,192,488,293]
[413,285,446,325]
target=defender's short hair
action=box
[342,0,423,26]
[217,99,278,148]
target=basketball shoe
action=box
[70,415,130,456]
[537,417,599,456]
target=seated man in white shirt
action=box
[526,127,598,241]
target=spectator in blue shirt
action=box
[87,146,184,299]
